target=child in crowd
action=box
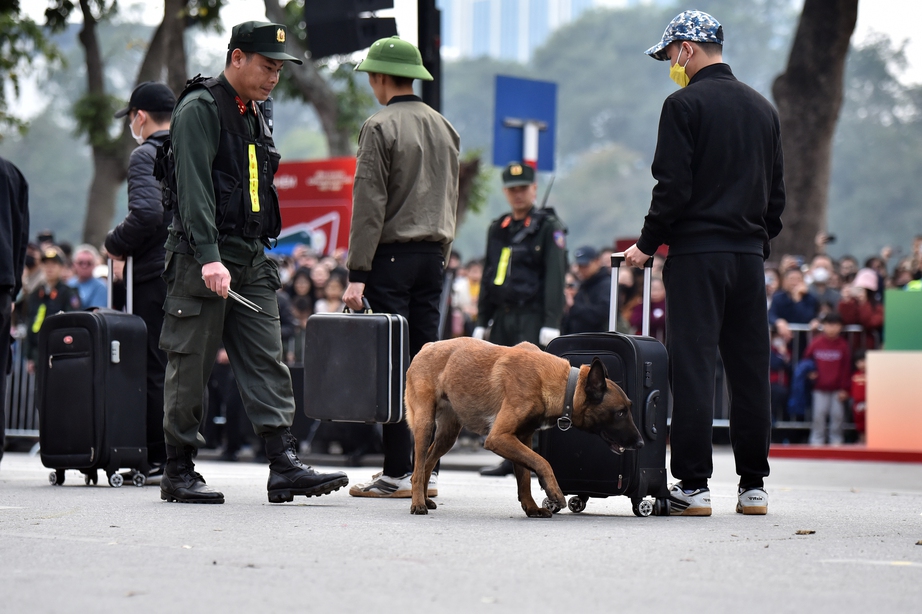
[850,350,867,444]
[803,312,852,445]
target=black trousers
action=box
[0,292,11,464]
[362,244,444,478]
[114,276,168,465]
[663,253,771,490]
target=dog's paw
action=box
[425,498,437,510]
[525,506,554,518]
[410,503,430,515]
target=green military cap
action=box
[355,36,433,81]
[229,21,303,65]
[501,162,536,188]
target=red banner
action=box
[274,157,355,256]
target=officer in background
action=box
[158,21,347,504]
[106,81,176,479]
[474,162,567,476]
[474,162,566,348]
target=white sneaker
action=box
[349,472,438,498]
[737,487,768,515]
[667,482,712,516]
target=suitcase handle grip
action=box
[609,252,654,336]
[106,255,133,313]
[343,297,373,314]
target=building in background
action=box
[439,0,652,62]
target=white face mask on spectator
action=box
[811,267,830,284]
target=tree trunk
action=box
[163,0,188,94]
[263,0,353,156]
[78,0,131,248]
[771,0,857,259]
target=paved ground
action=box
[1,447,920,613]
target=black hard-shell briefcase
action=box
[539,254,671,517]
[302,308,409,424]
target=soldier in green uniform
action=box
[158,21,348,504]
[474,162,567,476]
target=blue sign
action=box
[492,75,557,172]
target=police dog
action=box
[405,337,643,518]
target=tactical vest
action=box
[159,75,281,246]
[484,209,555,306]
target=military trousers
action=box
[489,304,543,347]
[160,251,294,450]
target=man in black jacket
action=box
[562,245,611,334]
[624,10,785,517]
[106,81,176,478]
[0,156,29,466]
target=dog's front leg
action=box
[485,429,563,518]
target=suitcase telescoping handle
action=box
[609,252,654,336]
[106,255,133,314]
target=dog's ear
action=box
[585,357,607,404]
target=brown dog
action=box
[405,337,644,518]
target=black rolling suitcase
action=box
[539,254,670,516]
[302,303,409,424]
[38,258,149,488]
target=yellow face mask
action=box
[669,46,691,87]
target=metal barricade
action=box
[3,328,38,439]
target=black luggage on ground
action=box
[38,259,149,487]
[539,254,670,516]
[302,306,409,424]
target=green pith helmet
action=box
[355,36,433,81]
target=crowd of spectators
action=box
[9,228,922,455]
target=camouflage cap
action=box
[501,162,535,188]
[645,10,723,61]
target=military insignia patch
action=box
[277,28,286,43]
[554,230,566,249]
[510,164,523,176]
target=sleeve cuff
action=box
[349,269,370,284]
[636,233,660,257]
[194,243,222,266]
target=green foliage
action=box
[330,62,376,141]
[463,150,491,216]
[184,0,227,32]
[72,91,122,149]
[44,0,117,33]
[0,6,63,139]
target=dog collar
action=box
[558,366,580,431]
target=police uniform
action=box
[158,22,347,504]
[478,164,567,347]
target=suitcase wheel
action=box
[131,472,146,487]
[542,497,563,514]
[632,498,655,517]
[49,470,65,486]
[567,496,588,513]
[83,470,98,486]
[654,497,670,516]
[108,472,124,488]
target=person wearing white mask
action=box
[104,81,176,481]
[807,254,841,308]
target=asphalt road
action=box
[1,448,920,613]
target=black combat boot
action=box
[160,445,225,504]
[264,429,349,503]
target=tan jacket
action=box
[347,96,460,280]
